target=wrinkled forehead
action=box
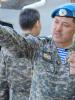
[53,16,75,26]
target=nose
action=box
[55,24,62,32]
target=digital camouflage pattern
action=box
[0,25,75,100]
[29,38,75,100]
[0,25,39,100]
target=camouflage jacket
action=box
[0,25,39,100]
[29,38,75,100]
[0,25,75,100]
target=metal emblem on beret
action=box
[59,9,67,16]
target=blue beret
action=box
[51,3,75,18]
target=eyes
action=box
[54,19,70,28]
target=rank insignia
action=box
[43,52,52,61]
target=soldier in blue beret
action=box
[29,3,75,100]
[0,3,75,100]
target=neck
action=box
[22,30,33,37]
[55,41,72,48]
[25,29,36,36]
[25,30,31,34]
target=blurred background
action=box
[0,0,74,36]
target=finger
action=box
[68,54,75,62]
[70,62,75,68]
[70,67,75,75]
[71,51,75,54]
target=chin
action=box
[53,37,63,42]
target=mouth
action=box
[53,32,61,37]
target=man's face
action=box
[52,16,75,45]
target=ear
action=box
[35,20,40,27]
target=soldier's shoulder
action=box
[38,36,52,44]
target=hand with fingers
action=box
[68,51,75,75]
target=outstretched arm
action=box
[0,25,38,59]
[0,25,38,100]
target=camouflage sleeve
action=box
[0,25,50,60]
[0,25,36,59]
[0,48,9,100]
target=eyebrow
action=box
[55,18,71,24]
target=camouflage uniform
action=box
[0,25,75,100]
[0,46,9,100]
[0,25,38,100]
[29,38,75,100]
